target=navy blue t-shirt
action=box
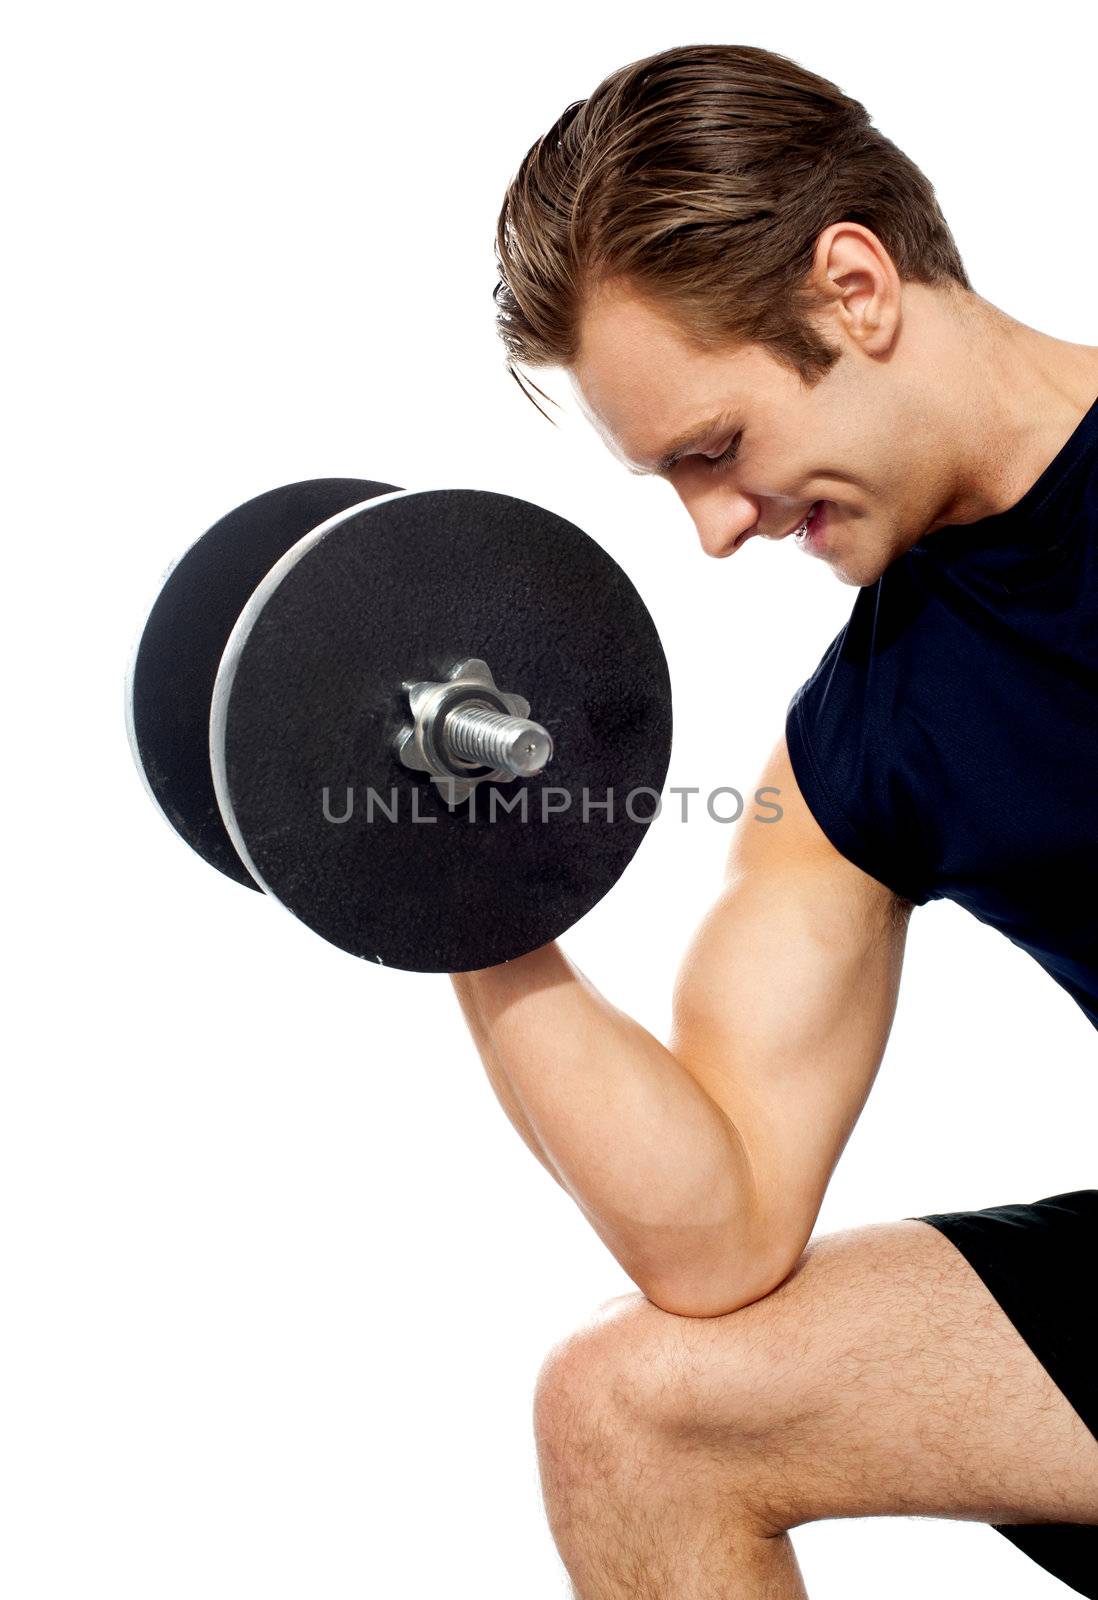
[786,392,1098,1032]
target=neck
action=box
[917,289,1098,536]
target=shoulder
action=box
[784,560,938,906]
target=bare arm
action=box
[451,732,912,1317]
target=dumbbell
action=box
[127,478,673,972]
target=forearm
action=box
[450,942,768,1314]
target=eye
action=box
[702,431,743,473]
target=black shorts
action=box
[910,1189,1098,1599]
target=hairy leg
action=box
[533,1218,1098,1599]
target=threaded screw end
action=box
[443,704,553,777]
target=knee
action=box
[532,1288,779,1457]
[532,1293,657,1452]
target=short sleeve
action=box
[784,581,939,907]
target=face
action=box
[568,230,944,588]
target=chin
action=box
[832,549,895,589]
[829,560,870,588]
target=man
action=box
[452,43,1098,1599]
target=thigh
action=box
[576,1217,1098,1532]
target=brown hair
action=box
[494,44,971,410]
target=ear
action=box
[808,222,901,357]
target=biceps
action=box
[668,857,909,1265]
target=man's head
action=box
[494,44,977,588]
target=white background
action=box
[4,2,1097,1595]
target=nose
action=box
[674,484,758,559]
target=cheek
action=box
[744,433,820,496]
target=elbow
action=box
[639,1259,794,1320]
[642,1285,766,1320]
[620,1206,807,1320]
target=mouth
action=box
[736,500,828,553]
[793,500,827,552]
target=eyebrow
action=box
[627,412,739,477]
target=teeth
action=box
[793,503,817,543]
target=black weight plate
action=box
[127,477,398,887]
[211,489,673,971]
